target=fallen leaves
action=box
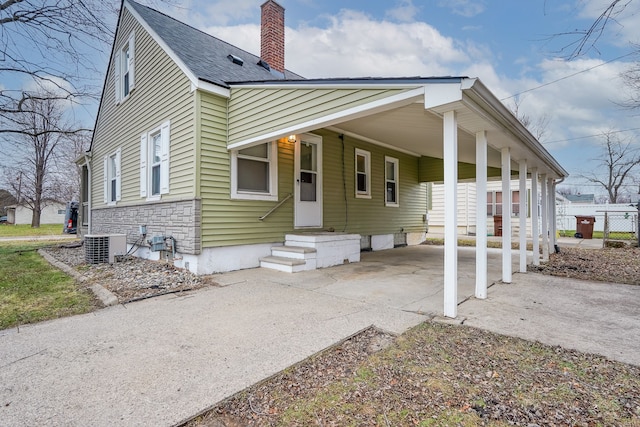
[529,246,640,285]
[185,323,640,426]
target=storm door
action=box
[294,134,323,228]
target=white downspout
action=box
[84,154,92,234]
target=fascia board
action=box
[191,80,230,98]
[423,83,463,110]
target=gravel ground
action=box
[42,244,216,303]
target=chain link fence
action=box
[602,211,638,247]
[557,205,639,248]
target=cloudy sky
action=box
[149,0,640,198]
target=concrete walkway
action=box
[1,244,638,426]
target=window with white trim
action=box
[103,148,121,205]
[487,190,529,217]
[385,156,399,207]
[140,121,170,199]
[114,32,135,103]
[355,148,371,198]
[231,142,278,201]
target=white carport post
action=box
[475,131,488,299]
[548,177,556,253]
[531,169,540,266]
[443,110,458,318]
[519,160,527,273]
[549,178,558,252]
[501,147,512,283]
[541,174,549,262]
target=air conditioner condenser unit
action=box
[85,234,127,264]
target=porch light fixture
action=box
[288,135,296,143]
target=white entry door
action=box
[294,134,323,228]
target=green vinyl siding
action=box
[418,156,516,182]
[317,130,427,235]
[227,87,409,145]
[199,91,297,247]
[200,92,428,247]
[91,8,196,208]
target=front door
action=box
[294,134,323,228]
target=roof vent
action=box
[257,59,271,71]
[227,54,244,66]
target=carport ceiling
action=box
[332,102,535,172]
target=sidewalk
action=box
[0,234,78,242]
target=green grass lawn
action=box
[0,223,64,237]
[0,242,97,330]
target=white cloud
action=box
[502,57,633,151]
[438,0,485,18]
[385,0,420,23]
[205,8,476,78]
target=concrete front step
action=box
[271,245,317,260]
[259,256,309,273]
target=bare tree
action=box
[0,0,117,131]
[0,0,175,134]
[2,93,88,227]
[581,130,640,203]
[621,44,640,109]
[547,0,633,59]
[509,97,550,141]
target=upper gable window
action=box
[115,32,135,103]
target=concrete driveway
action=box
[1,244,638,426]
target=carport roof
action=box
[228,77,568,179]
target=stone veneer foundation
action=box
[90,198,201,255]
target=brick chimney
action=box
[260,0,285,73]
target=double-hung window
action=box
[385,156,399,207]
[487,190,528,217]
[231,142,278,201]
[140,121,170,199]
[355,148,371,198]
[103,148,121,205]
[115,32,135,103]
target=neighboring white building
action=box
[429,180,533,237]
[6,202,66,225]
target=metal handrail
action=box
[259,193,293,221]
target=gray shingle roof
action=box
[127,0,304,89]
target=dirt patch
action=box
[529,246,640,285]
[185,322,640,426]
